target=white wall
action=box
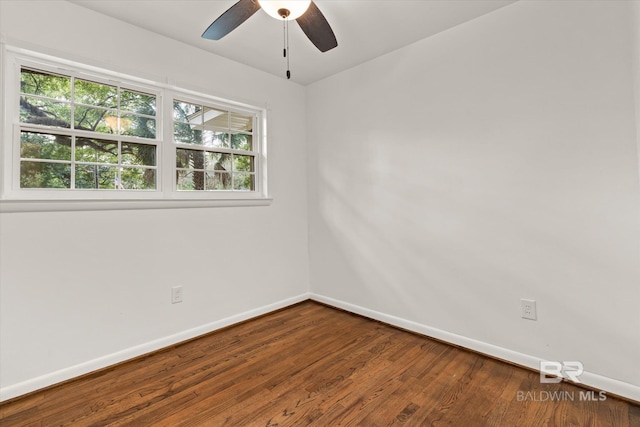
[308,0,640,399]
[2,0,639,404]
[0,1,309,400]
[634,0,640,181]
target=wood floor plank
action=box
[187,315,392,425]
[111,305,339,426]
[1,300,638,426]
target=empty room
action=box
[0,0,639,425]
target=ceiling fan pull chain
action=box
[283,18,287,58]
[285,18,291,79]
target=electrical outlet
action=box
[171,286,183,304]
[521,299,537,320]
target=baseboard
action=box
[0,292,311,402]
[310,293,640,403]
[4,292,638,404]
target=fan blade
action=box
[296,1,337,52]
[202,0,261,40]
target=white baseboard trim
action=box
[4,292,638,404]
[0,293,310,402]
[310,293,640,403]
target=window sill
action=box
[0,197,273,213]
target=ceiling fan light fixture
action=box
[258,0,311,20]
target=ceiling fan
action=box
[202,0,338,78]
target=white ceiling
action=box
[69,0,517,85]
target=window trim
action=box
[0,44,270,212]
[170,94,261,196]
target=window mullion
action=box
[117,140,122,190]
[71,135,76,189]
[162,91,175,197]
[71,76,76,134]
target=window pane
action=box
[233,173,255,191]
[205,152,231,171]
[176,148,205,169]
[20,132,71,161]
[120,114,156,138]
[20,68,71,101]
[20,96,71,128]
[74,106,117,134]
[173,101,201,123]
[16,67,261,195]
[174,123,202,145]
[203,130,229,148]
[120,167,155,190]
[75,79,117,108]
[75,165,117,189]
[206,171,231,190]
[233,154,254,172]
[122,143,156,166]
[75,138,118,163]
[230,112,253,132]
[177,170,205,190]
[203,107,228,129]
[20,161,71,188]
[120,90,156,116]
[230,133,252,151]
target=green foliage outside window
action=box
[15,67,260,194]
[173,100,255,192]
[19,68,157,190]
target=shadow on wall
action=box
[311,130,633,380]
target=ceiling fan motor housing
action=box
[277,8,291,18]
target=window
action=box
[1,46,268,210]
[19,68,158,191]
[173,100,256,192]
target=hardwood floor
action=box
[1,301,639,426]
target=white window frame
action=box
[0,45,270,212]
[11,60,163,199]
[170,94,261,198]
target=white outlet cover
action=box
[171,286,183,304]
[521,299,537,320]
